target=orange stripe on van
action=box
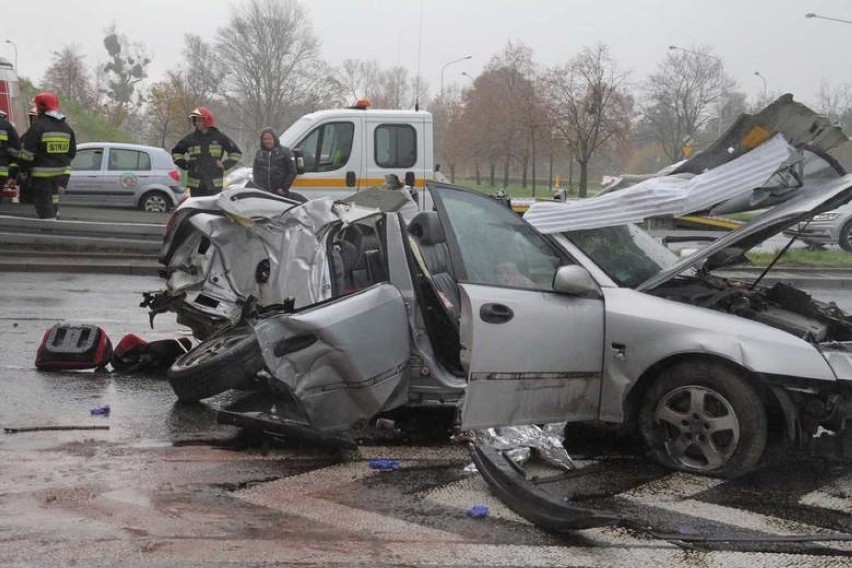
[292,177,427,188]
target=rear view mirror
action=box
[552,265,599,296]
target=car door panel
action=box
[458,283,605,429]
[253,283,410,433]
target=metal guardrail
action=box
[0,216,163,252]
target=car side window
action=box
[436,188,565,291]
[107,149,152,171]
[375,124,416,168]
[71,148,103,171]
[296,122,354,173]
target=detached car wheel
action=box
[141,191,170,213]
[639,360,767,478]
[839,220,852,252]
[167,325,265,402]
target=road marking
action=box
[236,461,467,542]
[799,470,852,514]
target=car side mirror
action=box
[292,149,306,175]
[552,265,599,296]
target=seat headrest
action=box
[408,211,446,245]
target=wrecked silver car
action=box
[145,95,852,479]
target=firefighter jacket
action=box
[0,116,21,178]
[171,127,242,190]
[251,128,296,193]
[18,113,76,186]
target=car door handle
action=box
[480,303,514,324]
[345,171,357,187]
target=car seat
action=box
[407,211,459,319]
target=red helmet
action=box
[189,106,214,128]
[34,92,61,113]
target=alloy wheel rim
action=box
[654,385,740,472]
[145,196,168,212]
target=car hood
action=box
[638,173,852,291]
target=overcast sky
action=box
[4,0,851,107]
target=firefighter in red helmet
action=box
[171,106,242,197]
[17,92,76,219]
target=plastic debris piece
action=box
[369,458,401,471]
[467,504,489,518]
[462,462,479,474]
[90,405,111,416]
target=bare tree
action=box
[816,80,852,133]
[542,44,633,196]
[43,45,94,105]
[335,59,382,102]
[215,0,321,140]
[183,34,226,108]
[99,26,152,127]
[641,46,735,161]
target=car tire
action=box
[140,191,171,213]
[638,360,767,478]
[839,220,852,252]
[167,325,265,402]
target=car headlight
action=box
[812,212,840,221]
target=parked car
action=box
[66,142,186,212]
[142,97,852,478]
[783,200,852,251]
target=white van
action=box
[279,101,433,199]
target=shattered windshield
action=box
[564,224,680,288]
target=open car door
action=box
[252,283,410,433]
[428,186,606,430]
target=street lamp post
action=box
[805,12,852,25]
[754,71,767,101]
[441,55,472,99]
[669,45,724,135]
[461,71,475,84]
[4,39,17,71]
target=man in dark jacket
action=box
[0,109,22,199]
[171,107,242,197]
[17,92,76,219]
[252,127,299,199]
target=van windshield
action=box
[280,117,315,147]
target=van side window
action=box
[296,122,354,173]
[375,124,416,168]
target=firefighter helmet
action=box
[189,106,215,128]
[34,92,61,113]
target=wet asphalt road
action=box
[1,271,851,566]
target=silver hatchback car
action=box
[783,200,852,251]
[66,142,187,212]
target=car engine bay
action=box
[649,276,852,343]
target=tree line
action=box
[35,0,852,196]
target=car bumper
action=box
[782,223,839,245]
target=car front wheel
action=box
[639,360,767,478]
[839,220,852,252]
[140,191,171,213]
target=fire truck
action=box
[0,55,25,201]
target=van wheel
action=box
[167,325,265,402]
[140,191,170,213]
[839,221,852,252]
[639,360,767,478]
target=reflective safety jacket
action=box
[0,116,21,178]
[18,113,76,185]
[171,127,242,190]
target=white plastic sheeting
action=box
[524,134,797,234]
